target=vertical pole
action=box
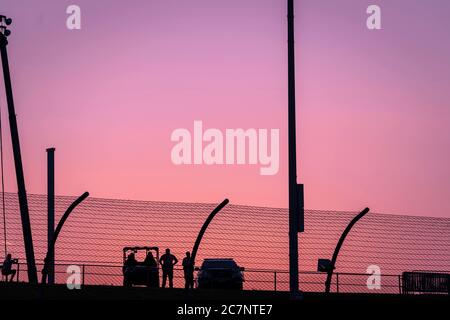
[47,148,55,284]
[0,33,38,284]
[274,271,277,291]
[336,273,339,293]
[287,0,300,295]
[82,264,85,287]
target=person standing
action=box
[122,252,138,286]
[182,251,194,289]
[159,248,178,288]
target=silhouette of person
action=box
[159,248,178,288]
[123,253,137,274]
[122,252,138,286]
[41,255,50,282]
[2,254,17,282]
[143,252,157,267]
[182,251,194,289]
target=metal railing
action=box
[0,262,415,294]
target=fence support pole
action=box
[336,273,339,293]
[191,199,229,265]
[325,207,370,293]
[47,147,55,284]
[41,192,89,284]
[274,272,277,291]
[82,264,85,287]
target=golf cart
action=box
[122,246,160,287]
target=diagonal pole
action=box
[0,30,38,284]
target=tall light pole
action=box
[287,0,304,295]
[0,15,38,284]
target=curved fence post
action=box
[325,207,370,293]
[41,192,89,284]
[191,199,229,264]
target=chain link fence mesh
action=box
[1,193,449,293]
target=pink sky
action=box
[0,0,450,217]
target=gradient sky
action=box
[0,0,449,217]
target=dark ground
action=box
[0,281,447,301]
[0,282,447,318]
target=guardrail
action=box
[2,262,448,294]
[0,262,416,294]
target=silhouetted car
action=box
[196,258,244,290]
[122,246,160,288]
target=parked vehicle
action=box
[402,271,450,295]
[122,246,159,288]
[196,258,244,290]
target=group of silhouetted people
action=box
[160,249,194,289]
[123,249,194,289]
[4,250,194,288]
[124,251,158,268]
